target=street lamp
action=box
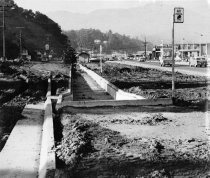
[94,40,107,73]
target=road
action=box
[108,60,209,77]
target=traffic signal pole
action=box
[172,7,184,105]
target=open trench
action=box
[0,76,48,151]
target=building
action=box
[153,43,210,60]
[77,52,90,63]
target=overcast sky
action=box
[15,0,140,13]
[15,0,210,14]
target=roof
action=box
[78,52,90,56]
[179,49,200,52]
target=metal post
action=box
[2,2,5,59]
[172,15,175,104]
[19,30,22,56]
[145,37,147,59]
[182,38,184,60]
[100,44,102,73]
[206,43,208,56]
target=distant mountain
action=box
[64,28,153,53]
[1,1,68,59]
[47,0,210,44]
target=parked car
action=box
[160,57,172,67]
[134,55,146,62]
[89,56,99,62]
[189,56,207,67]
[139,56,146,62]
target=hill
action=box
[0,0,68,59]
[64,29,153,53]
[47,0,210,44]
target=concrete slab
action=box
[61,98,172,108]
[0,104,45,178]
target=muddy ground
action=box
[0,62,70,151]
[85,63,209,108]
[54,63,210,177]
[55,106,210,178]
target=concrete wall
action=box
[79,64,145,100]
[38,98,55,178]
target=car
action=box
[134,55,146,62]
[139,56,146,62]
[159,57,172,67]
[189,56,207,67]
[89,56,100,62]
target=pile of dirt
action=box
[149,169,171,178]
[52,73,69,95]
[56,115,95,171]
[0,63,19,75]
[140,113,171,125]
[97,113,171,126]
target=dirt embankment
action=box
[55,107,210,178]
[85,63,209,108]
[0,62,70,151]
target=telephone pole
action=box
[0,0,13,59]
[16,27,24,57]
[144,37,147,59]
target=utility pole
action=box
[16,27,24,57]
[2,2,5,59]
[0,0,13,60]
[144,37,147,59]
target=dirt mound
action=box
[149,169,171,178]
[56,116,95,170]
[141,113,171,125]
[97,113,171,126]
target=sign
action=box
[174,7,184,23]
[45,44,49,51]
